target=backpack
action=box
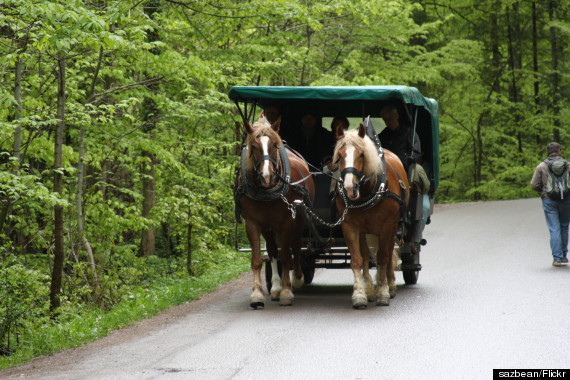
[544,158,570,200]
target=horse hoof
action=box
[352,294,368,309]
[292,275,304,290]
[279,289,294,306]
[389,286,397,299]
[376,296,390,306]
[279,297,293,306]
[250,301,265,309]
[271,291,280,301]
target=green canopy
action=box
[229,85,433,111]
[229,85,439,190]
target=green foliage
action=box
[0,248,248,369]
[0,0,569,367]
[0,258,50,355]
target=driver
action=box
[377,105,421,171]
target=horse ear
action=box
[270,116,282,132]
[243,119,254,134]
[358,123,366,138]
[335,123,345,138]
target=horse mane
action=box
[333,129,382,183]
[245,118,283,172]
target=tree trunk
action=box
[532,1,540,106]
[50,51,66,312]
[548,0,561,142]
[489,2,501,93]
[187,208,194,276]
[506,4,523,153]
[140,152,156,257]
[77,123,101,302]
[77,46,104,303]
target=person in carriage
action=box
[378,105,429,252]
[284,110,335,168]
[260,103,281,124]
[377,105,421,171]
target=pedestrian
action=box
[530,142,570,266]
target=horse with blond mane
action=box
[333,123,409,308]
[235,117,315,309]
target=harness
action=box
[339,145,406,211]
[234,144,312,222]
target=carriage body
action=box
[229,85,439,285]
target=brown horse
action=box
[333,123,409,308]
[236,117,315,308]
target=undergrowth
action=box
[0,249,249,370]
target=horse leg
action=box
[246,222,265,309]
[387,232,397,299]
[263,231,282,301]
[361,234,377,302]
[291,221,305,290]
[278,245,294,306]
[343,226,367,309]
[278,227,295,306]
[375,237,392,306]
[386,233,398,298]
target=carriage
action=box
[229,85,439,305]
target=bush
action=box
[0,259,50,355]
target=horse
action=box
[235,117,315,309]
[333,123,409,308]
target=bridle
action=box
[340,166,368,194]
[338,150,371,197]
[249,136,281,187]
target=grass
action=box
[0,258,250,370]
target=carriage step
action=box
[314,263,351,269]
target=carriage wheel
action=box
[302,264,315,284]
[403,270,419,285]
[402,249,420,285]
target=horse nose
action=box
[344,183,359,200]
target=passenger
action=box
[260,103,291,143]
[261,104,280,124]
[378,105,423,241]
[287,110,335,168]
[330,116,350,139]
[377,105,421,171]
[324,116,350,185]
[324,116,350,170]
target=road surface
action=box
[1,199,569,380]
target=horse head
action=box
[333,123,381,200]
[243,117,283,188]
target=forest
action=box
[0,0,568,366]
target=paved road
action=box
[1,199,569,380]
